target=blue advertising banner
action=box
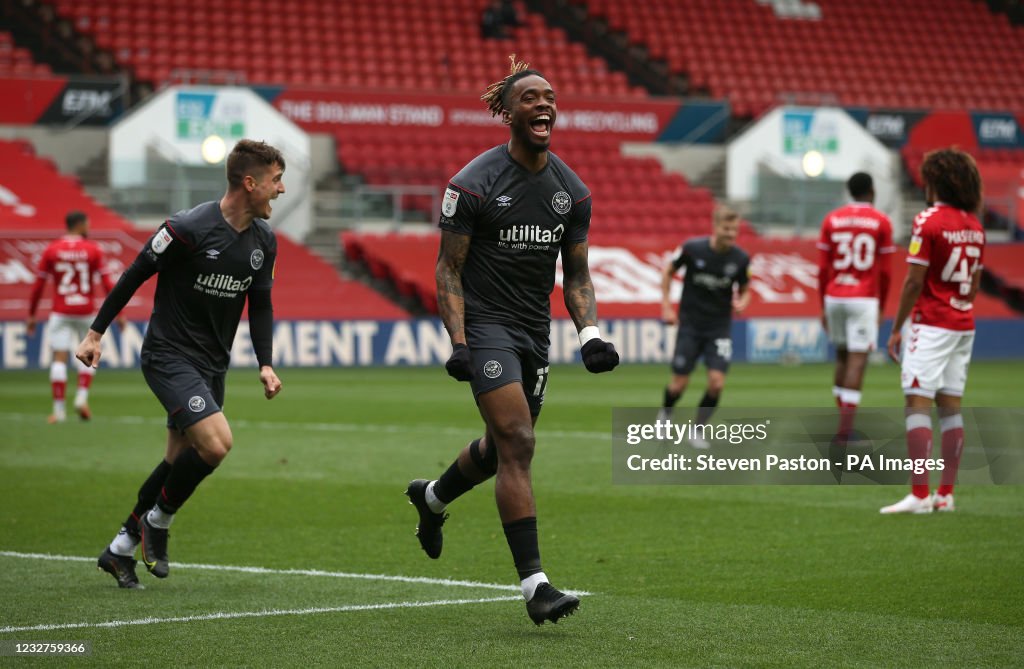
[1,318,1021,370]
[845,107,929,148]
[971,112,1023,149]
[746,318,829,363]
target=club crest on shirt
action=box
[724,262,738,276]
[151,228,173,254]
[551,191,571,215]
[442,188,460,217]
[250,249,264,270]
[188,396,206,412]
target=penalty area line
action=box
[0,596,524,633]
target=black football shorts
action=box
[465,321,550,416]
[671,325,733,375]
[141,350,226,433]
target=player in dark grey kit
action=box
[405,56,619,625]
[658,205,750,448]
[77,139,285,588]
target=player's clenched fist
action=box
[76,329,103,369]
[581,338,619,373]
[445,343,474,381]
[260,366,282,399]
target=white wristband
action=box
[578,326,601,347]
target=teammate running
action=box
[78,139,285,587]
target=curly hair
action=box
[480,54,544,117]
[920,148,982,213]
[226,139,285,189]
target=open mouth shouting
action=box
[529,113,553,139]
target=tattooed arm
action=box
[561,240,598,331]
[436,231,471,345]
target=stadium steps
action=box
[522,0,679,96]
[76,147,109,187]
[693,158,728,201]
[303,227,345,268]
[568,0,1024,117]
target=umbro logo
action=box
[205,249,221,260]
[496,195,512,207]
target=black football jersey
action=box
[139,201,277,373]
[439,145,590,336]
[670,236,750,330]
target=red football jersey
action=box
[906,203,985,331]
[28,236,114,316]
[817,203,896,300]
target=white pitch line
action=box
[0,551,592,596]
[0,596,524,633]
[0,412,607,440]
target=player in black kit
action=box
[77,140,285,588]
[405,56,619,625]
[658,205,750,448]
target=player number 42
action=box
[940,245,981,295]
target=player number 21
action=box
[940,245,980,295]
[54,260,90,295]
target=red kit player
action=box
[883,149,985,514]
[818,172,895,441]
[27,211,121,422]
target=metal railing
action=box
[349,184,440,228]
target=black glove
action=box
[445,343,474,381]
[581,338,619,373]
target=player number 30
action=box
[830,232,875,271]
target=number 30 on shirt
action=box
[830,231,876,271]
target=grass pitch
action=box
[1,361,1022,667]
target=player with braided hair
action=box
[406,55,619,625]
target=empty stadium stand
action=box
[574,0,1024,116]
[0,138,129,231]
[0,140,408,321]
[335,125,720,238]
[34,0,812,241]
[50,0,644,98]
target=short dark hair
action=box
[226,139,285,189]
[921,148,982,213]
[481,54,545,117]
[65,210,87,230]
[847,172,873,200]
